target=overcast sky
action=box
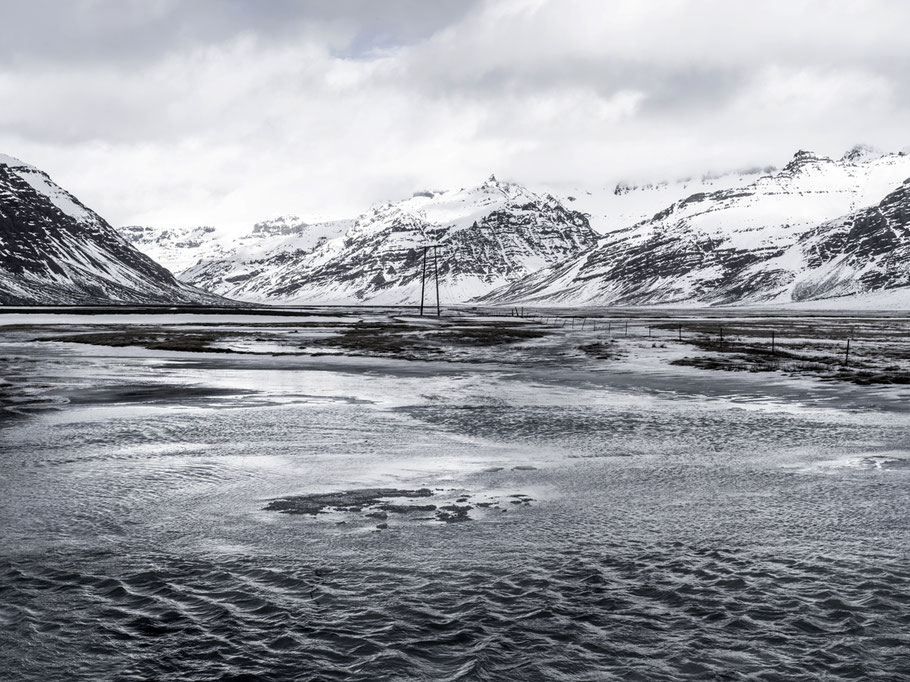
[1,0,908,230]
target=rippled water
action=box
[2,332,910,680]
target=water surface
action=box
[2,316,909,680]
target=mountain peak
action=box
[0,157,222,305]
[781,149,833,175]
[155,174,596,304]
[0,153,32,170]
[841,144,884,163]
[251,215,307,236]
[791,149,819,163]
[482,174,512,191]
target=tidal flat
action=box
[1,307,909,680]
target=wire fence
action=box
[432,305,882,368]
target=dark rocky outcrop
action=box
[0,156,225,305]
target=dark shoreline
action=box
[4,303,910,319]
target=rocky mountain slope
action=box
[756,178,910,303]
[0,154,223,305]
[128,177,597,305]
[479,147,910,306]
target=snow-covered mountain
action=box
[127,176,597,305]
[118,224,225,274]
[119,216,352,279]
[0,154,224,305]
[537,165,776,235]
[478,147,910,306]
[756,178,910,302]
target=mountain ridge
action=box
[125,177,598,305]
[0,154,225,306]
[114,145,910,309]
[477,148,910,307]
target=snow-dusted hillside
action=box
[479,147,910,306]
[0,154,224,305]
[537,165,776,236]
[119,224,225,274]
[156,176,597,304]
[759,178,910,303]
[120,216,351,279]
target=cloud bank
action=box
[1,0,907,229]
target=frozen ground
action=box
[1,308,909,680]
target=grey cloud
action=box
[0,0,480,65]
[0,0,907,229]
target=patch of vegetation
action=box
[265,488,434,515]
[835,370,910,386]
[310,320,547,359]
[265,486,536,525]
[672,336,910,385]
[310,323,437,357]
[435,504,472,523]
[577,341,620,359]
[433,323,546,346]
[671,355,777,373]
[38,330,235,353]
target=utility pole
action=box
[419,246,428,316]
[433,245,440,317]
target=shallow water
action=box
[2,324,910,681]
